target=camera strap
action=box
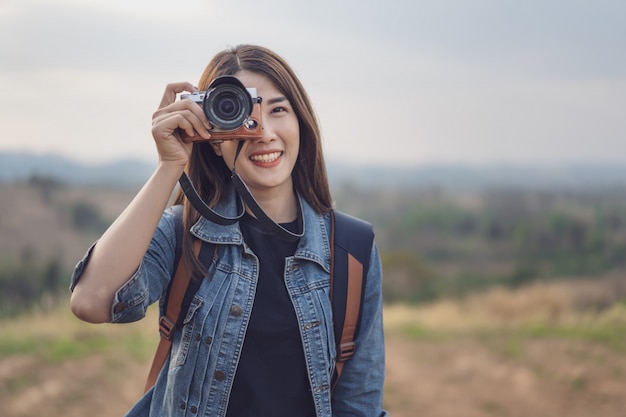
[230,140,303,242]
[178,172,244,225]
[178,141,303,242]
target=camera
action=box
[181,75,263,142]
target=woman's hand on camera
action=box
[151,82,212,166]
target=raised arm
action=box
[70,82,211,323]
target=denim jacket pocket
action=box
[172,295,205,368]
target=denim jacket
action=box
[70,189,388,417]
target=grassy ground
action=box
[383,276,626,417]
[2,277,626,417]
[0,302,158,417]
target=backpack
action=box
[145,206,375,392]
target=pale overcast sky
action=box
[1,0,624,166]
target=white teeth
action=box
[249,151,282,163]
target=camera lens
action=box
[203,80,252,131]
[215,95,240,120]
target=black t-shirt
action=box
[226,213,316,417]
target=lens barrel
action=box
[203,77,253,130]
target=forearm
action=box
[70,161,184,323]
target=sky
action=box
[0,0,625,167]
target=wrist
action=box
[157,159,186,173]
[153,160,187,189]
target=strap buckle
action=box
[159,317,175,341]
[338,342,356,362]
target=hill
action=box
[0,152,154,188]
[0,180,137,314]
[3,157,626,313]
[3,151,626,190]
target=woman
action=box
[70,44,388,417]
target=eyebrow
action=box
[265,96,289,105]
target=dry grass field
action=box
[383,275,626,417]
[2,275,626,417]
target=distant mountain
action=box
[330,161,626,190]
[1,151,626,190]
[0,152,155,188]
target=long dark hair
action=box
[173,44,333,276]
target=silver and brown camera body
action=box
[181,75,263,142]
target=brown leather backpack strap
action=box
[144,239,202,392]
[332,253,364,387]
[330,210,373,391]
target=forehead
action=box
[234,70,282,97]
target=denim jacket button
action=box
[205,336,213,345]
[214,370,226,381]
[190,406,198,413]
[113,302,126,314]
[230,305,242,316]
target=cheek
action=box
[287,118,301,146]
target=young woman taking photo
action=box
[70,44,388,417]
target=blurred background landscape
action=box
[1,152,626,416]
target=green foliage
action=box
[381,251,436,302]
[49,335,112,363]
[0,248,68,315]
[506,264,540,288]
[397,323,447,341]
[123,331,158,362]
[0,329,145,364]
[521,322,626,351]
[3,179,626,312]
[67,201,109,233]
[430,272,497,299]
[0,336,37,356]
[27,174,65,203]
[0,179,120,315]
[399,321,626,357]
[338,186,626,303]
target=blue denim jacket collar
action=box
[190,186,331,273]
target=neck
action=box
[246,187,298,224]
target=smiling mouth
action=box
[249,151,283,163]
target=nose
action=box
[256,114,275,143]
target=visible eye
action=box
[271,106,287,113]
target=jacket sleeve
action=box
[331,242,389,416]
[69,208,178,323]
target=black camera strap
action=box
[231,140,303,242]
[178,141,303,242]
[230,173,303,242]
[178,171,245,225]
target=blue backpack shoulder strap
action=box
[330,210,375,385]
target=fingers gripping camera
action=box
[181,75,263,142]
